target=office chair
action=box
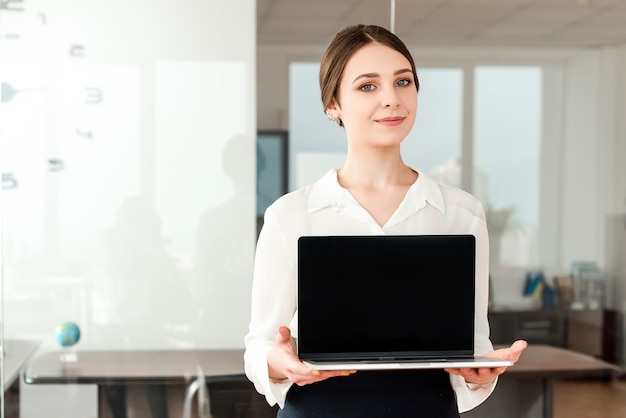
[182,367,278,418]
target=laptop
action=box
[297,234,513,370]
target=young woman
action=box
[244,24,527,417]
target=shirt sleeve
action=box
[243,206,296,408]
[451,198,498,413]
[452,376,498,413]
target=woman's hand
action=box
[267,326,356,386]
[445,339,528,385]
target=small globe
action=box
[54,321,81,347]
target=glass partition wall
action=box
[0,1,256,417]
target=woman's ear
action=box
[325,99,340,122]
[327,96,340,111]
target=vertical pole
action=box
[462,66,474,194]
[390,0,396,33]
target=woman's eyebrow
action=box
[352,72,378,83]
[352,68,413,84]
[394,68,413,76]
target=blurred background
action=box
[1,0,626,417]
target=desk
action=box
[463,344,622,418]
[24,345,622,418]
[24,349,257,418]
[24,349,243,385]
[4,339,41,387]
[2,339,41,418]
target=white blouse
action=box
[244,168,496,412]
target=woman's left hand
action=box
[445,339,528,385]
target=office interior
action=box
[1,0,625,417]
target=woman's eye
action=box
[396,78,411,87]
[360,83,376,91]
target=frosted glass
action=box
[0,0,256,369]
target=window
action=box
[474,66,542,269]
[289,63,543,273]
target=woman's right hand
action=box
[267,325,356,386]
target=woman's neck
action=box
[338,151,416,191]
[336,154,418,226]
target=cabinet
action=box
[489,309,567,347]
[489,309,620,364]
[567,309,619,364]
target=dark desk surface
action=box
[505,344,621,378]
[3,339,41,388]
[24,349,245,384]
[24,344,622,386]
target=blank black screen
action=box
[297,235,476,360]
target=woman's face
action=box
[328,42,418,149]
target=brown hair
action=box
[319,24,420,126]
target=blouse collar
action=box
[306,168,446,219]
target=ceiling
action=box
[257,0,626,48]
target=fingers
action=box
[446,340,528,384]
[445,366,505,384]
[292,368,357,386]
[511,340,528,354]
[311,369,357,379]
[277,326,291,341]
[271,326,357,386]
[486,339,529,362]
[503,339,529,362]
[275,326,295,350]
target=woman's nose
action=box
[382,88,400,108]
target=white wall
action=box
[258,45,326,131]
[558,46,626,307]
[560,51,603,267]
[604,45,626,364]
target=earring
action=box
[326,112,336,122]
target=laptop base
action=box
[303,357,513,371]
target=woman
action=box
[244,24,527,417]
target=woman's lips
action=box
[375,116,405,126]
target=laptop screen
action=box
[297,235,476,361]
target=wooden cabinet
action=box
[489,309,620,364]
[567,309,619,364]
[489,309,567,347]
